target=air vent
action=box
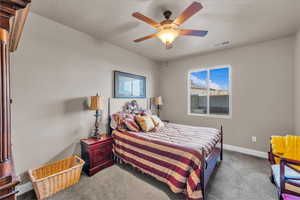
[214,41,230,47]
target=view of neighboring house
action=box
[189,67,230,115]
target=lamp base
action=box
[90,133,108,140]
[91,134,101,139]
[157,105,160,118]
[92,109,101,138]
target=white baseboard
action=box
[223,144,268,159]
[16,182,33,196]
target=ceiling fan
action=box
[132,1,208,49]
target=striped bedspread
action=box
[112,123,221,200]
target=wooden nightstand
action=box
[80,136,114,176]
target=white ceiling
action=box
[31,0,300,61]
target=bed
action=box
[108,98,223,200]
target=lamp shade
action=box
[154,96,163,105]
[89,95,102,110]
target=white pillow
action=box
[151,115,165,129]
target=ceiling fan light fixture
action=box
[157,28,179,49]
[132,2,206,49]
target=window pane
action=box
[209,95,229,114]
[209,67,230,115]
[190,70,208,114]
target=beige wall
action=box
[295,30,300,136]
[159,37,295,152]
[11,13,159,175]
[9,11,298,179]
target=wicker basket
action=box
[28,156,85,200]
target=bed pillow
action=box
[135,115,155,132]
[151,115,164,127]
[124,118,140,132]
[151,115,165,132]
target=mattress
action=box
[112,123,221,200]
[127,123,220,156]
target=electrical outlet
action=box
[252,136,257,143]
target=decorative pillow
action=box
[140,109,152,116]
[135,115,155,132]
[124,118,140,132]
[133,110,152,117]
[125,113,135,120]
[151,115,165,130]
[111,113,127,130]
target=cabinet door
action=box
[90,143,113,167]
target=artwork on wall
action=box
[114,71,146,98]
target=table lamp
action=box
[154,96,163,117]
[89,93,103,138]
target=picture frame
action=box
[114,71,146,98]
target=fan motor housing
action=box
[160,19,174,26]
[163,10,172,20]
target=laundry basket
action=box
[28,156,85,200]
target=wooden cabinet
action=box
[0,1,31,199]
[80,136,114,176]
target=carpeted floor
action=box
[18,150,278,200]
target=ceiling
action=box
[31,0,300,62]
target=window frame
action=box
[187,65,232,119]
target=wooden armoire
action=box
[0,0,31,199]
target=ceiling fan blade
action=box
[173,2,203,26]
[179,29,208,37]
[132,12,161,28]
[134,33,158,42]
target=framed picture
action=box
[114,71,146,98]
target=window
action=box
[188,66,231,118]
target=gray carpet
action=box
[18,150,277,200]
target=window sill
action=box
[187,112,232,119]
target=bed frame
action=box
[200,126,223,199]
[108,98,223,200]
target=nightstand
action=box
[80,135,114,176]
